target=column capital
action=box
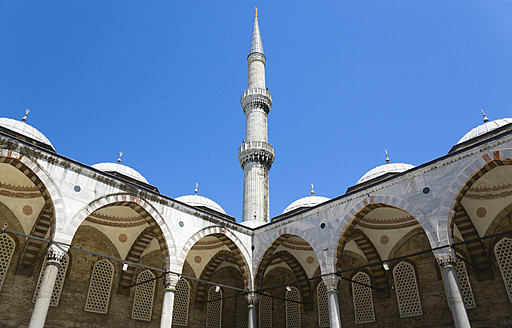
[163,273,180,291]
[433,247,457,268]
[46,244,68,265]
[322,274,341,292]
[246,292,259,306]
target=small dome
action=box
[357,163,415,185]
[457,118,512,144]
[175,194,226,214]
[92,162,148,184]
[283,195,331,214]
[0,118,54,149]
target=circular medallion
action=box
[179,221,184,227]
[118,234,128,243]
[380,235,389,245]
[306,256,315,264]
[22,205,33,215]
[423,187,430,194]
[194,256,202,264]
[320,223,326,229]
[74,185,81,192]
[476,207,487,218]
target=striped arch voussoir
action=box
[195,250,235,306]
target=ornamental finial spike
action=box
[195,182,198,195]
[481,108,489,123]
[117,151,123,164]
[311,184,315,196]
[255,7,258,18]
[22,109,30,122]
[385,150,390,164]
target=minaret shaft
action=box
[239,12,274,226]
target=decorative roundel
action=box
[118,234,128,243]
[179,221,184,228]
[74,185,81,192]
[476,207,487,218]
[306,256,315,264]
[380,235,390,245]
[22,205,33,215]
[194,256,202,264]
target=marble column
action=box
[160,273,179,328]
[323,274,342,328]
[247,292,258,328]
[28,245,67,328]
[436,250,471,328]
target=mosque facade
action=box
[1,11,512,328]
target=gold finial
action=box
[385,150,390,164]
[481,108,489,123]
[255,7,258,18]
[311,184,315,196]
[195,183,198,195]
[117,151,123,164]
[22,109,30,122]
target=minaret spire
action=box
[239,10,274,227]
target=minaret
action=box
[238,8,274,226]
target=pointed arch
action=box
[195,250,235,304]
[272,250,312,310]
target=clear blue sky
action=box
[1,1,511,221]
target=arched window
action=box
[0,233,15,292]
[172,278,190,326]
[286,286,301,328]
[206,286,222,328]
[317,282,329,327]
[455,256,476,308]
[352,271,375,323]
[84,259,115,314]
[131,270,156,321]
[236,294,248,328]
[495,237,512,303]
[259,292,272,328]
[392,261,422,318]
[33,253,70,307]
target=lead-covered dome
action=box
[92,162,148,184]
[175,194,226,214]
[0,117,54,150]
[283,195,330,214]
[457,118,512,145]
[357,163,415,185]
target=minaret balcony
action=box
[241,88,273,114]
[238,141,275,169]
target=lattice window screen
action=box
[393,261,422,318]
[33,253,69,307]
[455,256,476,309]
[0,234,15,292]
[259,292,272,328]
[236,294,248,328]
[352,271,375,323]
[206,287,222,328]
[172,278,190,326]
[84,259,114,314]
[131,270,156,321]
[317,282,329,327]
[495,237,512,303]
[286,286,301,328]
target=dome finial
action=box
[117,151,123,164]
[311,184,315,196]
[195,182,198,195]
[481,108,489,123]
[255,7,258,18]
[385,150,390,164]
[22,109,30,122]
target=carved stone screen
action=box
[352,271,375,323]
[0,234,15,292]
[131,270,156,321]
[84,259,115,314]
[393,261,422,318]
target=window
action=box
[206,286,222,328]
[84,259,115,314]
[352,271,375,323]
[259,292,272,328]
[131,270,156,321]
[317,282,329,327]
[33,253,69,307]
[0,234,15,292]
[236,293,248,328]
[455,256,476,309]
[393,261,422,318]
[495,237,512,303]
[172,278,191,326]
[286,286,301,328]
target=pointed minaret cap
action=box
[249,8,264,56]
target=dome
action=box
[175,194,226,214]
[92,162,149,184]
[357,163,415,185]
[283,195,331,214]
[0,117,54,149]
[457,118,512,145]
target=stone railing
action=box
[240,88,273,114]
[238,141,275,169]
